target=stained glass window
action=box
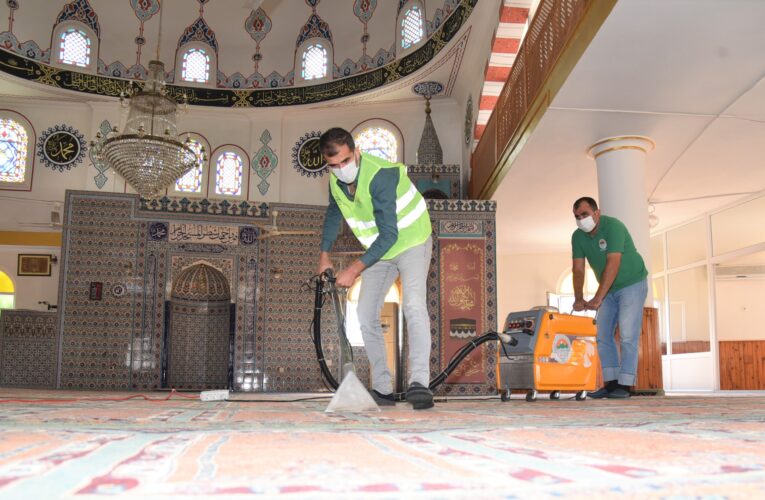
[174,139,205,193]
[0,119,29,184]
[354,127,398,163]
[59,28,91,67]
[301,44,327,80]
[401,5,423,49]
[215,152,243,196]
[181,48,210,83]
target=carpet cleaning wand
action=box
[318,270,380,412]
[309,272,518,398]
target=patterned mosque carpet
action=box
[0,389,763,499]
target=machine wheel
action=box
[500,389,511,402]
[576,390,587,401]
[525,390,537,402]
[549,391,561,400]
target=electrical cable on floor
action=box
[0,388,200,404]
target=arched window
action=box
[174,138,206,193]
[59,27,91,67]
[0,118,29,184]
[400,5,424,50]
[354,127,399,163]
[181,48,210,83]
[0,270,14,314]
[301,43,328,80]
[351,119,404,163]
[214,151,244,197]
[547,267,599,317]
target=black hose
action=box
[312,274,339,390]
[428,332,502,390]
[309,273,517,394]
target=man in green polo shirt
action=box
[317,128,434,410]
[571,197,648,399]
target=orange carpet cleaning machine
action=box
[496,310,599,402]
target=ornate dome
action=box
[0,0,477,107]
[172,263,230,302]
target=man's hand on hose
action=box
[317,252,333,276]
[335,260,367,288]
[573,298,586,312]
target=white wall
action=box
[496,251,571,322]
[0,245,60,311]
[715,278,765,341]
[0,96,462,228]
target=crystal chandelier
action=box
[90,60,198,198]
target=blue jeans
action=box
[596,279,647,386]
[357,237,433,393]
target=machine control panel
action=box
[504,317,535,332]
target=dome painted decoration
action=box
[37,124,87,172]
[130,0,160,22]
[178,17,218,53]
[353,0,377,24]
[55,0,100,37]
[245,8,272,44]
[413,81,444,97]
[296,14,333,47]
[172,263,230,302]
[0,0,477,106]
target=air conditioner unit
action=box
[715,265,765,280]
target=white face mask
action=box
[577,215,596,233]
[331,160,359,184]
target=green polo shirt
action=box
[571,215,647,292]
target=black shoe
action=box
[370,389,396,406]
[607,387,631,399]
[406,382,434,410]
[589,386,611,399]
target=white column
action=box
[587,136,654,303]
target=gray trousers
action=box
[357,236,433,393]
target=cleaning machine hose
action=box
[312,271,340,390]
[310,274,517,393]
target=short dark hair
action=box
[573,197,598,211]
[319,128,355,156]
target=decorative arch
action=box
[51,21,99,73]
[0,109,35,191]
[294,9,333,85]
[176,17,218,87]
[175,42,217,87]
[351,118,404,164]
[208,145,249,200]
[295,37,333,85]
[396,0,425,56]
[170,132,210,197]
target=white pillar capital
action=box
[586,135,655,159]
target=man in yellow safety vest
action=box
[317,127,434,410]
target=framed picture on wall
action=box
[17,254,52,277]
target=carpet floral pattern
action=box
[0,390,763,498]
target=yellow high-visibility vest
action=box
[329,153,431,260]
